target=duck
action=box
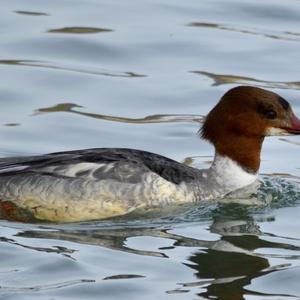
[0,85,299,222]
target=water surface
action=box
[0,0,300,299]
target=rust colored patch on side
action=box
[0,200,36,222]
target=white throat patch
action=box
[210,153,257,192]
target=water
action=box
[0,0,300,299]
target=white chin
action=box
[265,127,290,136]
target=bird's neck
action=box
[213,134,264,173]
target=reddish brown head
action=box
[201,86,300,173]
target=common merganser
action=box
[0,86,300,222]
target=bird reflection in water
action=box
[5,200,297,300]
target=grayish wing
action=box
[0,148,200,184]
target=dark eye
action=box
[265,110,277,119]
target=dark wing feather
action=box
[0,148,199,184]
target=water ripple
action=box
[48,27,113,34]
[187,22,300,42]
[192,70,300,90]
[14,10,49,16]
[279,138,300,147]
[0,279,95,293]
[103,274,145,280]
[0,60,146,78]
[0,236,76,259]
[35,103,203,124]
